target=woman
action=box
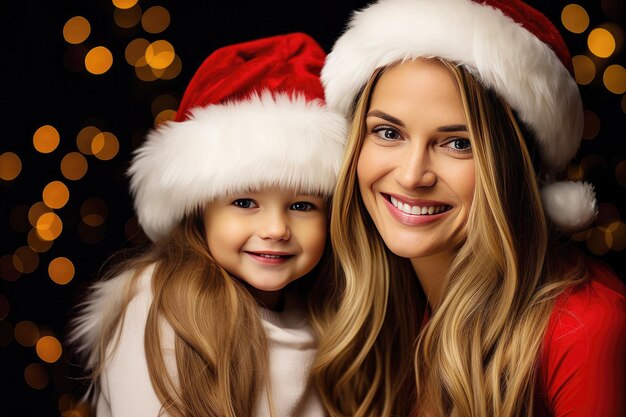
[312,1,626,416]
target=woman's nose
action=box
[394,141,437,189]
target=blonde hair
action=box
[314,60,587,417]
[74,210,335,417]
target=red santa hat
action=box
[128,33,347,241]
[322,0,597,232]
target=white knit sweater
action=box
[81,265,325,417]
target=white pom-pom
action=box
[541,181,598,232]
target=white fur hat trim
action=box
[541,181,597,232]
[128,92,347,242]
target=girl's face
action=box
[203,187,327,303]
[357,59,475,262]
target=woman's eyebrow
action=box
[366,110,405,127]
[437,124,467,132]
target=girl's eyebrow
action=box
[366,110,405,127]
[437,124,467,132]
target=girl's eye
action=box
[372,126,402,141]
[290,202,314,211]
[233,199,258,209]
[442,138,472,153]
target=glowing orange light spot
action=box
[159,54,182,80]
[36,212,63,241]
[63,16,91,44]
[14,321,39,347]
[85,46,113,75]
[113,0,138,9]
[36,335,63,363]
[33,125,60,154]
[588,28,616,58]
[114,4,142,28]
[561,4,589,34]
[91,132,120,160]
[49,257,75,285]
[13,246,39,274]
[28,202,52,227]
[76,126,101,155]
[572,55,595,85]
[24,363,49,390]
[61,152,88,180]
[603,64,626,94]
[28,228,53,253]
[142,6,170,34]
[125,38,149,66]
[0,152,22,181]
[145,40,175,70]
[43,181,70,209]
[135,56,158,81]
[154,109,176,126]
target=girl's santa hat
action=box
[322,0,597,232]
[128,32,347,241]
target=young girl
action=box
[68,32,347,417]
[314,0,626,416]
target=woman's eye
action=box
[443,138,472,152]
[233,199,258,209]
[372,126,401,141]
[291,202,314,211]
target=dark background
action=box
[1,1,624,416]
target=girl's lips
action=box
[381,193,451,226]
[244,251,294,265]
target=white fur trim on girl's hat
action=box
[322,0,596,231]
[128,33,347,242]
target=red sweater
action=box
[536,259,626,417]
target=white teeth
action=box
[259,254,281,259]
[388,195,447,216]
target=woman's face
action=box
[357,59,475,261]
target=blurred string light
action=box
[588,27,616,57]
[572,55,595,85]
[36,335,63,363]
[28,228,53,253]
[85,46,114,75]
[91,132,120,160]
[112,0,139,9]
[77,126,101,155]
[14,320,39,347]
[33,125,60,154]
[81,198,108,227]
[36,212,63,241]
[24,363,48,390]
[603,64,626,93]
[142,6,170,34]
[114,4,142,29]
[561,4,590,33]
[125,38,150,65]
[61,152,88,180]
[63,16,91,44]
[13,246,39,274]
[48,257,75,285]
[0,152,22,181]
[582,109,600,139]
[43,181,70,209]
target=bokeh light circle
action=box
[125,38,149,66]
[63,16,91,44]
[142,6,170,34]
[145,40,175,70]
[61,152,88,180]
[33,125,60,154]
[24,363,49,390]
[561,4,590,34]
[13,246,39,273]
[76,126,101,155]
[43,181,70,209]
[14,321,39,347]
[36,335,63,363]
[113,0,138,9]
[0,152,22,181]
[85,46,113,75]
[49,257,75,285]
[36,213,63,241]
[603,64,626,94]
[91,132,120,160]
[588,28,616,58]
[572,55,596,85]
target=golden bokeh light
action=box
[587,227,610,255]
[125,38,149,66]
[28,202,52,227]
[63,16,91,44]
[582,109,600,140]
[588,28,616,58]
[113,0,139,9]
[0,320,13,346]
[0,294,8,320]
[9,204,30,232]
[616,160,626,188]
[0,255,22,282]
[85,46,114,75]
[607,221,626,251]
[114,4,142,28]
[142,6,170,34]
[159,54,182,80]
[603,64,626,94]
[81,198,108,226]
[561,4,589,34]
[154,109,176,126]
[28,228,53,253]
[572,55,595,85]
[61,152,88,180]
[14,246,39,274]
[36,212,63,241]
[33,125,60,154]
[145,40,175,70]
[76,126,101,155]
[14,321,39,347]
[0,152,22,181]
[49,257,75,285]
[151,94,179,117]
[135,56,159,81]
[91,132,120,160]
[25,363,49,390]
[36,335,63,363]
[43,181,70,209]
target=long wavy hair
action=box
[71,209,335,417]
[313,60,587,417]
